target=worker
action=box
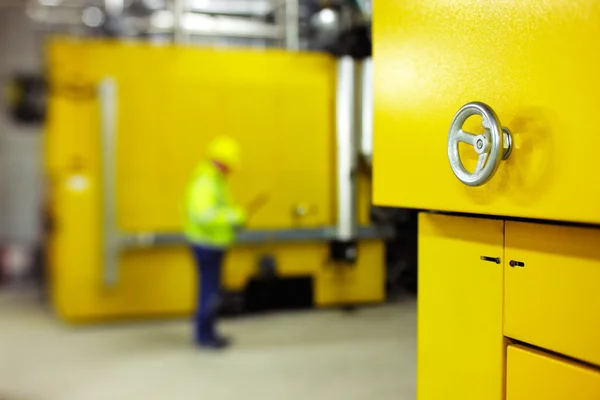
[184,136,246,350]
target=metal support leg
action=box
[99,78,120,287]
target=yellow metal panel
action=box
[53,241,383,322]
[373,0,600,224]
[507,345,600,400]
[46,39,384,321]
[418,213,504,400]
[505,221,600,366]
[50,170,101,319]
[224,240,384,306]
[47,40,336,232]
[316,240,384,306]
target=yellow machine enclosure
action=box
[373,0,600,397]
[373,0,600,225]
[46,40,384,322]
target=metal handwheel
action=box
[447,102,513,187]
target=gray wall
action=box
[0,7,43,245]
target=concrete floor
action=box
[0,291,416,400]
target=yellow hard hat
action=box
[207,136,241,170]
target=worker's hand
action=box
[233,208,246,235]
[233,206,247,227]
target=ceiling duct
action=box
[188,0,272,17]
[26,0,304,48]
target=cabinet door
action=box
[418,213,504,400]
[505,221,600,366]
[374,1,600,224]
[507,345,600,400]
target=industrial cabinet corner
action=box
[374,0,600,397]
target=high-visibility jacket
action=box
[184,161,246,247]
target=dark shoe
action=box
[197,335,232,350]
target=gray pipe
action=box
[358,57,373,166]
[122,225,394,249]
[335,57,358,241]
[99,77,120,287]
[172,0,189,43]
[284,0,299,50]
[104,0,124,17]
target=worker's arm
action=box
[188,176,246,226]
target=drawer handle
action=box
[480,256,501,264]
[509,260,525,268]
[447,102,513,187]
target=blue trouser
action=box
[191,245,225,344]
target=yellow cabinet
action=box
[418,213,504,400]
[373,0,600,225]
[504,221,600,367]
[507,345,600,399]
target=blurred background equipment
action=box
[0,1,418,397]
[47,41,390,321]
[4,73,47,124]
[0,242,35,286]
[0,0,416,321]
[24,0,372,49]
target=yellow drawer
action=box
[373,0,600,224]
[505,221,600,366]
[507,345,600,400]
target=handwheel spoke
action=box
[475,152,488,173]
[456,130,476,145]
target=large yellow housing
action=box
[374,0,600,398]
[46,39,385,322]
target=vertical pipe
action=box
[99,78,119,287]
[284,0,299,50]
[274,0,284,46]
[173,0,187,43]
[104,0,125,17]
[335,57,357,241]
[104,0,124,35]
[359,57,373,165]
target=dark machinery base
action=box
[329,240,358,264]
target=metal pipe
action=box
[122,225,395,249]
[177,13,282,38]
[104,0,124,17]
[99,78,120,287]
[188,0,272,17]
[284,0,299,50]
[172,0,187,43]
[27,2,83,25]
[104,0,124,34]
[358,57,373,165]
[146,11,283,39]
[335,57,358,241]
